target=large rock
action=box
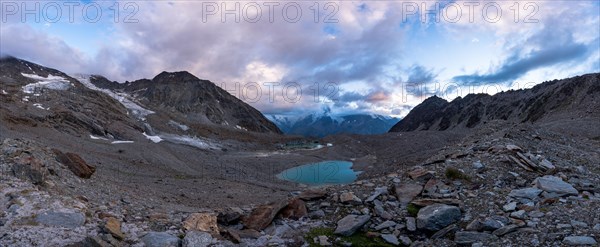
[53,150,96,179]
[12,156,47,184]
[339,192,362,204]
[35,211,85,228]
[534,176,578,196]
[242,200,287,231]
[416,204,461,231]
[563,236,597,246]
[298,189,328,200]
[141,232,180,247]
[279,197,307,220]
[508,188,542,200]
[104,217,125,240]
[183,213,219,235]
[183,231,213,247]
[455,231,498,244]
[334,214,371,236]
[395,183,423,205]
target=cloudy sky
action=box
[1,0,599,117]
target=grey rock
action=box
[493,224,520,236]
[570,220,588,228]
[373,200,393,220]
[309,210,325,219]
[563,236,597,245]
[366,187,388,202]
[510,210,527,220]
[593,224,600,231]
[528,211,545,218]
[473,161,484,169]
[431,224,458,239]
[399,235,412,246]
[534,176,578,196]
[481,217,507,231]
[454,231,498,245]
[35,211,85,228]
[503,202,517,212]
[416,204,461,231]
[318,235,332,246]
[406,217,417,231]
[508,188,542,200]
[334,214,371,236]
[381,234,400,245]
[142,232,181,247]
[374,220,396,231]
[394,183,423,205]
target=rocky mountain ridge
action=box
[268,113,399,137]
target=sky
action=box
[1,0,599,117]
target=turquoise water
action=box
[277,161,361,186]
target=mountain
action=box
[89,71,281,134]
[267,113,400,137]
[390,73,600,133]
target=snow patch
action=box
[1,90,7,95]
[72,74,154,119]
[89,135,108,141]
[160,134,219,149]
[111,140,134,144]
[143,132,163,143]
[32,103,48,110]
[167,120,189,131]
[21,73,71,94]
[235,125,248,131]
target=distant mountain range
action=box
[267,113,400,137]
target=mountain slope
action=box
[390,73,600,132]
[268,113,400,137]
[89,72,281,134]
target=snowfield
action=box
[21,73,71,94]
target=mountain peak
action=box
[152,71,199,82]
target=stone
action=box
[35,211,85,228]
[279,198,307,220]
[242,200,287,231]
[534,176,578,196]
[318,235,332,246]
[406,217,417,231]
[183,213,219,234]
[510,210,527,220]
[570,220,588,228]
[217,208,242,225]
[141,232,180,247]
[104,217,125,240]
[12,156,47,184]
[373,200,392,220]
[473,161,484,169]
[182,231,212,247]
[508,188,542,200]
[298,189,328,200]
[503,202,517,212]
[399,235,412,246]
[366,187,388,202]
[416,204,461,231]
[407,167,434,182]
[431,224,458,239]
[334,214,371,236]
[454,231,498,245]
[593,224,600,231]
[340,192,362,205]
[53,150,96,179]
[381,234,400,245]
[481,217,508,231]
[237,229,262,239]
[394,183,423,205]
[375,220,396,231]
[493,224,520,236]
[309,210,326,219]
[563,236,597,246]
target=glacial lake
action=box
[277,161,361,186]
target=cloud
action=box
[453,17,596,85]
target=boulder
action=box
[381,234,400,245]
[12,156,47,184]
[563,236,597,246]
[141,232,180,247]
[534,176,578,196]
[183,231,213,247]
[334,214,371,236]
[104,217,125,240]
[242,200,287,231]
[298,189,328,200]
[339,192,362,204]
[508,188,542,200]
[455,231,498,245]
[53,150,96,178]
[279,197,307,220]
[407,167,434,182]
[416,204,461,231]
[183,213,219,235]
[35,211,85,229]
[394,183,423,205]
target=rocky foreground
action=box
[1,122,600,246]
